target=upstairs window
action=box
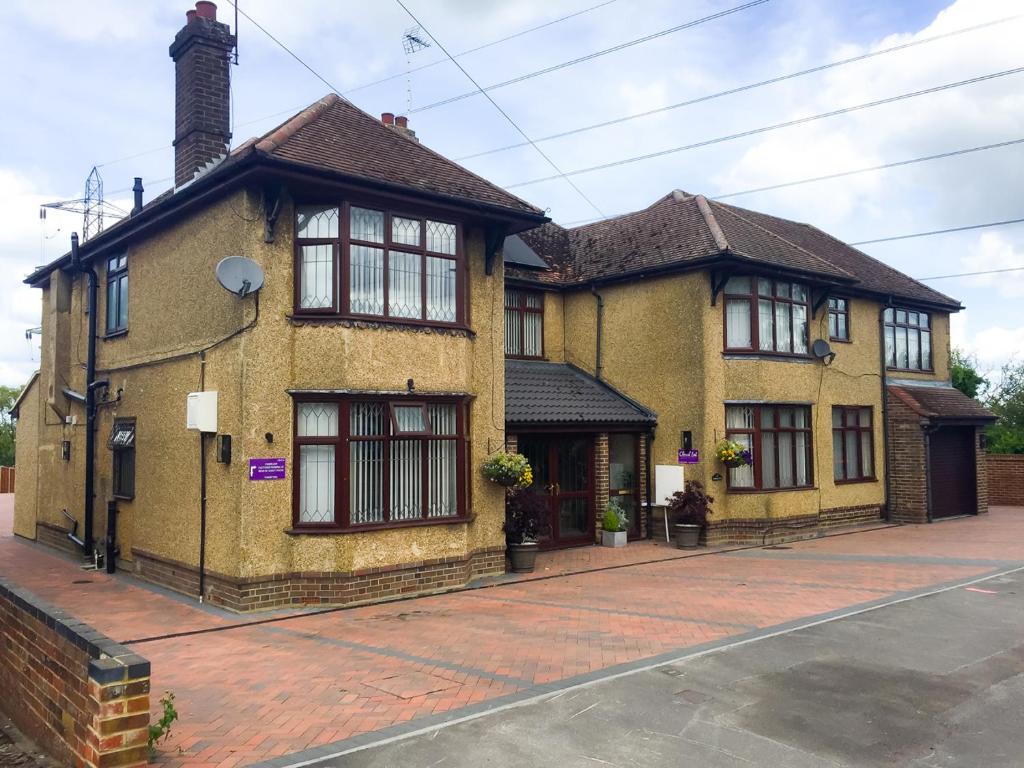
[105,254,128,334]
[295,204,463,326]
[726,404,813,491]
[724,277,809,355]
[828,297,850,341]
[504,288,544,357]
[884,308,931,370]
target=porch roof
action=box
[505,360,657,428]
[887,384,996,424]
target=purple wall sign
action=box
[677,449,699,465]
[249,457,286,481]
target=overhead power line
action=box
[504,65,1024,188]
[394,0,606,218]
[411,0,772,113]
[850,216,1024,246]
[918,266,1024,281]
[457,15,1022,161]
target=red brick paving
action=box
[2,496,1023,767]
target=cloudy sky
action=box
[1,0,1021,387]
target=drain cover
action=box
[762,545,791,550]
[72,579,93,584]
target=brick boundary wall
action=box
[0,466,14,494]
[131,546,506,612]
[0,577,150,768]
[705,505,883,545]
[987,454,1024,506]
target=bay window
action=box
[295,203,463,325]
[505,288,544,357]
[832,406,874,483]
[725,404,813,490]
[884,308,931,370]
[723,277,809,355]
[293,396,467,530]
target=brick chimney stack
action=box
[169,2,236,187]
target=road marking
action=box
[260,564,1024,768]
[964,586,999,594]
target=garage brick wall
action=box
[885,396,929,523]
[987,454,1024,506]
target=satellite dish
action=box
[216,256,264,298]
[811,339,835,361]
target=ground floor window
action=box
[725,404,813,490]
[832,406,874,482]
[293,396,467,529]
[110,419,136,499]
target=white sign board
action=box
[654,464,685,543]
[186,391,218,433]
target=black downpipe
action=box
[879,299,893,522]
[198,433,208,601]
[105,500,118,574]
[591,285,604,380]
[72,233,98,558]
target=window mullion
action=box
[421,435,429,520]
[382,430,391,523]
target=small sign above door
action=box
[677,449,699,465]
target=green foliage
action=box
[986,359,1024,454]
[482,452,533,487]
[601,500,628,533]
[147,691,179,755]
[0,385,24,467]
[950,348,987,400]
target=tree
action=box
[985,359,1024,455]
[950,348,987,400]
[0,385,23,467]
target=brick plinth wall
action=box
[0,578,150,768]
[885,395,929,523]
[131,547,506,613]
[35,521,83,556]
[988,454,1024,506]
[705,505,883,545]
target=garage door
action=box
[928,427,977,519]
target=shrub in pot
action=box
[666,481,714,549]
[504,488,550,572]
[600,500,629,548]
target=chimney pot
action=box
[186,9,197,22]
[381,112,395,126]
[131,178,144,216]
[395,115,408,128]
[195,1,217,20]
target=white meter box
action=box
[186,391,218,432]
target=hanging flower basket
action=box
[716,439,752,469]
[482,452,533,488]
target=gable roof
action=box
[9,371,38,418]
[26,93,546,286]
[505,360,657,427]
[510,190,961,311]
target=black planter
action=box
[674,523,701,549]
[508,542,539,573]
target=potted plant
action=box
[600,500,629,548]
[504,488,550,572]
[715,439,752,469]
[666,480,715,549]
[482,451,533,488]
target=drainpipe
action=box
[879,299,893,523]
[591,285,604,380]
[71,233,99,558]
[198,351,208,602]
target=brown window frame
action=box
[291,395,470,532]
[832,406,875,484]
[722,277,811,357]
[725,404,814,491]
[105,254,128,335]
[884,308,933,372]
[293,201,466,329]
[504,287,545,359]
[828,297,850,342]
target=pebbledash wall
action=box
[987,454,1024,506]
[0,578,151,768]
[14,188,509,612]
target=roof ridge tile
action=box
[255,94,340,153]
[695,194,729,252]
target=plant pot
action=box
[508,542,539,572]
[601,530,627,548]
[722,459,746,469]
[674,523,701,549]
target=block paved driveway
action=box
[2,497,1024,768]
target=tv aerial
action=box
[216,256,264,298]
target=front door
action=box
[520,435,594,548]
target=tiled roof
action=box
[887,384,995,422]
[508,190,961,311]
[505,360,657,427]
[256,94,545,217]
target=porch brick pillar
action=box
[505,434,518,454]
[976,427,989,515]
[638,434,648,538]
[86,657,151,768]
[595,433,610,541]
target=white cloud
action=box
[962,232,1024,298]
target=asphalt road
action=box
[319,569,1024,768]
